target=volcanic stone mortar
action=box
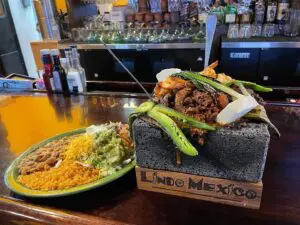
[133,118,271,182]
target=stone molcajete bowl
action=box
[133,118,270,183]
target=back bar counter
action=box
[58,37,300,92]
[221,37,300,87]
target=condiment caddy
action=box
[40,46,87,94]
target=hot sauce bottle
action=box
[40,49,54,93]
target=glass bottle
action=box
[197,0,210,24]
[40,49,54,93]
[65,48,83,93]
[237,0,253,24]
[254,0,266,24]
[51,49,69,93]
[70,46,87,92]
[211,0,225,24]
[180,0,190,24]
[224,0,237,24]
[277,0,290,20]
[276,0,290,32]
[189,1,199,22]
[266,0,278,23]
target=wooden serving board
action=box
[136,166,263,209]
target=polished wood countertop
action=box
[0,92,300,225]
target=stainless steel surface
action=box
[205,15,217,67]
[265,102,300,107]
[87,91,148,98]
[222,41,300,48]
[58,43,206,50]
[272,86,300,90]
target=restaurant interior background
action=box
[1,1,300,224]
[0,0,299,95]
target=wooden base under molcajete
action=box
[136,166,263,209]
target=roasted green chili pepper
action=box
[134,101,155,113]
[147,107,198,156]
[129,102,213,156]
[225,80,272,92]
[129,101,155,137]
[154,104,215,131]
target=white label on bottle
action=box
[53,71,62,91]
[49,78,55,91]
[225,14,236,23]
[267,5,277,22]
[67,76,77,93]
[198,13,208,23]
[67,72,83,93]
[110,11,124,22]
[276,3,289,20]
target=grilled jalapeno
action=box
[147,107,198,157]
[154,104,215,131]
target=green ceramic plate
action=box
[4,128,136,198]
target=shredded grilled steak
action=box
[155,84,230,145]
[190,128,206,145]
[159,92,175,108]
[174,88,224,123]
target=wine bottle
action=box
[51,49,69,93]
[211,0,225,24]
[224,0,237,24]
[276,0,290,31]
[266,0,277,23]
[254,0,266,24]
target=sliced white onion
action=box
[54,159,63,168]
[156,68,182,82]
[216,95,259,125]
[123,158,132,165]
[75,161,92,168]
[86,125,108,135]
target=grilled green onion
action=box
[177,72,243,99]
[225,80,272,92]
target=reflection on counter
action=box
[123,100,138,109]
[0,94,144,154]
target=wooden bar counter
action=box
[0,92,300,225]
